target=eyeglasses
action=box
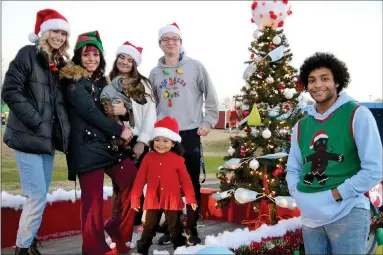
[160,37,181,43]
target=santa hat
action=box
[116,41,143,66]
[151,116,181,143]
[310,130,328,149]
[29,9,70,43]
[75,31,103,52]
[158,22,185,55]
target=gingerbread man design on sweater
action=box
[303,130,344,185]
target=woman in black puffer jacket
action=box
[1,9,71,255]
[60,31,137,255]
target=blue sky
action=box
[2,1,382,102]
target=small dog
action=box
[100,97,133,152]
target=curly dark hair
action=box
[299,52,350,94]
[72,45,106,79]
[149,141,185,157]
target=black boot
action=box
[30,237,42,255]
[170,232,186,250]
[15,237,42,255]
[136,239,151,255]
[15,247,33,255]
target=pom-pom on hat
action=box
[29,9,70,43]
[151,116,181,143]
[116,41,143,66]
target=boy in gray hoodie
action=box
[148,22,219,247]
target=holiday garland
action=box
[230,213,383,255]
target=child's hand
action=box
[133,207,140,212]
[191,204,198,211]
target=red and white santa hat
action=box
[151,116,181,143]
[29,9,70,43]
[116,41,143,66]
[158,22,185,54]
[310,130,328,149]
[158,22,182,40]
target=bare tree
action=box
[219,96,233,109]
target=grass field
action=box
[1,128,239,194]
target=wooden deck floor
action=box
[2,220,244,255]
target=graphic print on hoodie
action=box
[149,55,219,131]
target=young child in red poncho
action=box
[131,116,197,254]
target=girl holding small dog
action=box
[100,41,157,240]
[131,116,197,254]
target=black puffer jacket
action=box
[60,64,129,181]
[2,45,70,155]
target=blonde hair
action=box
[38,31,70,65]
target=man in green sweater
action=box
[286,52,382,254]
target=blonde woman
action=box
[1,9,71,255]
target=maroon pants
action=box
[79,158,137,255]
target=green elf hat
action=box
[75,30,103,52]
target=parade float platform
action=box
[1,188,300,254]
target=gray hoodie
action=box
[149,55,219,131]
[100,77,157,145]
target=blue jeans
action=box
[14,150,54,248]
[302,207,370,254]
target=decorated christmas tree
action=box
[215,0,305,225]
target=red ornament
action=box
[231,175,236,181]
[240,148,246,157]
[269,44,276,50]
[242,110,250,118]
[278,21,284,27]
[251,53,255,58]
[236,106,241,111]
[251,1,257,10]
[282,0,288,4]
[272,167,284,177]
[284,105,291,111]
[168,101,173,107]
[280,83,286,89]
[287,9,293,15]
[224,177,228,182]
[51,67,58,72]
[48,62,55,68]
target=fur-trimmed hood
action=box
[59,63,89,81]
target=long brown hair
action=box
[38,31,70,65]
[109,55,156,103]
